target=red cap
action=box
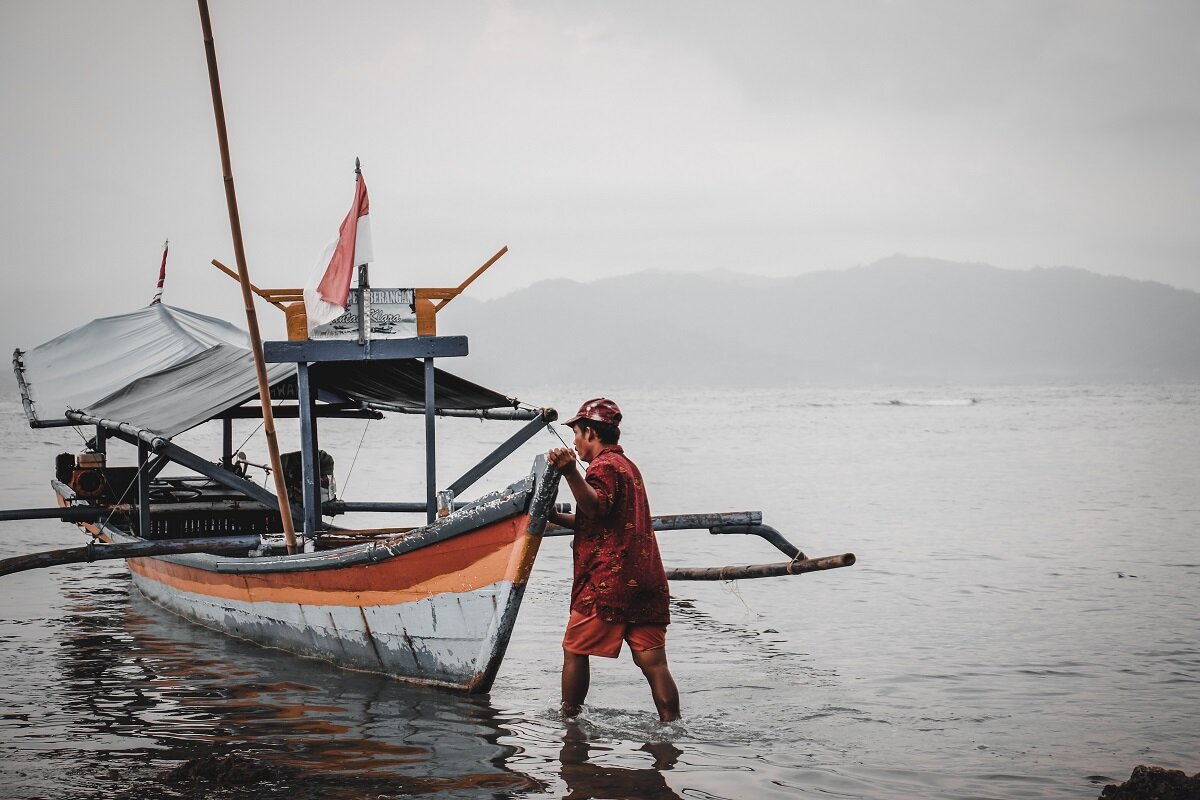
[563,397,622,428]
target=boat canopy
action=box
[15,304,519,437]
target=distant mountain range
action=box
[439,256,1200,386]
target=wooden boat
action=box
[13,301,566,693]
[7,300,854,692]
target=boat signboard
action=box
[310,288,417,340]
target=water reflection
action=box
[558,720,684,800]
[39,579,547,798]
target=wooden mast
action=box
[197,0,298,554]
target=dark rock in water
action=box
[1100,765,1200,799]
[160,753,285,788]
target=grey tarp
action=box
[16,304,517,438]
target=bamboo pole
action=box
[665,553,856,581]
[197,0,298,554]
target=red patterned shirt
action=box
[571,446,670,625]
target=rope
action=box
[546,420,573,450]
[95,453,157,537]
[338,418,372,498]
[232,420,265,456]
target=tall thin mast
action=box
[197,0,298,554]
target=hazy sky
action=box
[2,1,1197,346]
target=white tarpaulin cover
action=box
[15,304,519,438]
[16,304,294,437]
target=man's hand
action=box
[548,448,598,517]
[548,447,578,474]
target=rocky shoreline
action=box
[1100,766,1200,799]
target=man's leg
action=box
[561,649,590,716]
[631,646,680,722]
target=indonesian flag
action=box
[150,239,168,305]
[303,171,373,332]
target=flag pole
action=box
[197,0,299,554]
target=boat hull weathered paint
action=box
[128,516,540,692]
[65,463,559,693]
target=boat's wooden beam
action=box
[0,535,262,578]
[263,336,468,363]
[432,245,508,311]
[445,410,558,500]
[210,259,287,310]
[666,553,856,581]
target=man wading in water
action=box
[547,398,681,723]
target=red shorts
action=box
[562,610,667,659]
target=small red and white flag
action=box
[304,167,373,332]
[150,239,169,305]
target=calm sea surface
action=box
[1,383,1197,799]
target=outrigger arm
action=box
[545,510,856,581]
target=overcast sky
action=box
[2,0,1197,346]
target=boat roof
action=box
[14,304,520,437]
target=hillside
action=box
[438,256,1200,387]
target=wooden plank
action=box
[262,336,468,363]
[434,245,508,311]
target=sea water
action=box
[0,383,1197,799]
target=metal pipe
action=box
[66,412,166,451]
[137,441,151,537]
[542,511,764,536]
[665,553,856,581]
[362,402,543,421]
[217,405,383,420]
[222,417,233,469]
[324,500,463,514]
[197,0,298,554]
[424,356,436,523]
[297,361,320,538]
[320,500,573,516]
[0,506,127,523]
[710,523,805,560]
[0,535,262,578]
[446,411,558,498]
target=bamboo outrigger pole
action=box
[197,0,298,554]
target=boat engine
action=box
[56,452,110,499]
